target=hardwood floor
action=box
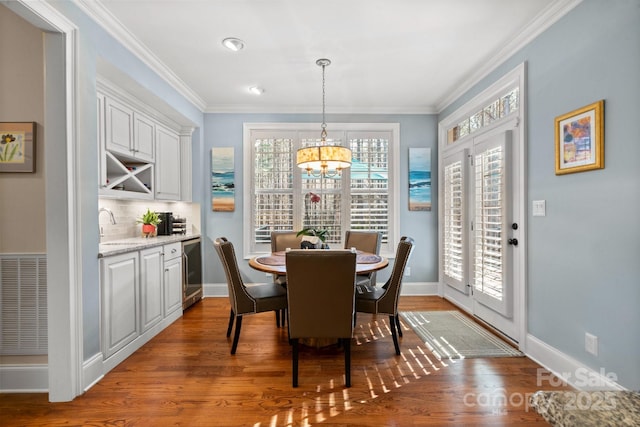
[0,296,569,426]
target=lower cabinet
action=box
[140,246,164,332]
[163,242,183,316]
[101,252,139,359]
[100,243,183,371]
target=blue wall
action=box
[202,113,439,285]
[441,0,640,390]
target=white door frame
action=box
[438,63,528,349]
[6,0,82,401]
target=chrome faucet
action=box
[99,207,117,238]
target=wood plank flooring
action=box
[0,296,570,426]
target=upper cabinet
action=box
[105,97,154,162]
[155,125,181,201]
[98,81,193,201]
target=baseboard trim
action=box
[82,353,104,392]
[525,333,625,391]
[0,364,48,393]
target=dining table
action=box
[249,249,389,277]
[249,249,389,348]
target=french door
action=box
[442,119,522,342]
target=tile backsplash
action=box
[98,198,201,241]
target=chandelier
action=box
[296,58,352,178]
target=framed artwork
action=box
[555,100,604,175]
[211,147,235,212]
[408,147,431,211]
[0,122,36,173]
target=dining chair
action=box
[355,236,414,355]
[270,230,303,285]
[344,230,382,290]
[285,249,357,387]
[214,237,288,355]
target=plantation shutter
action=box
[348,133,390,243]
[252,131,296,247]
[443,150,467,293]
[472,131,512,316]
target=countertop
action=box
[98,233,201,258]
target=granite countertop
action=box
[530,390,640,427]
[98,233,201,257]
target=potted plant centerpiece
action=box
[137,208,161,237]
[296,227,328,249]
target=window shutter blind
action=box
[473,145,505,302]
[349,136,389,243]
[443,151,467,293]
[253,135,295,244]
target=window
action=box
[446,87,520,145]
[243,123,399,257]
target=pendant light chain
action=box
[317,58,330,142]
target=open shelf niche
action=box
[102,151,154,198]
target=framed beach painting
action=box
[555,100,604,175]
[211,147,235,212]
[0,122,36,173]
[408,147,431,211]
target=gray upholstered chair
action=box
[355,236,414,355]
[270,230,303,286]
[344,230,382,290]
[214,237,288,355]
[285,250,357,387]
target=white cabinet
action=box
[101,252,139,359]
[133,112,155,162]
[139,247,164,332]
[98,84,192,201]
[105,96,155,162]
[155,126,181,200]
[104,96,134,158]
[100,241,185,371]
[163,242,183,316]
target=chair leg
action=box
[395,314,403,337]
[389,315,400,355]
[344,338,351,388]
[292,338,299,387]
[226,309,235,337]
[230,316,243,355]
[275,310,281,328]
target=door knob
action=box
[508,238,518,246]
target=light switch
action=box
[532,200,546,217]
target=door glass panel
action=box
[443,153,466,292]
[474,145,504,302]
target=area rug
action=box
[400,311,524,359]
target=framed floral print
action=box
[0,122,36,173]
[555,100,604,175]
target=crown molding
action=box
[74,0,207,112]
[436,0,583,113]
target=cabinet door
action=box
[105,97,134,157]
[133,112,155,162]
[164,256,183,316]
[156,126,181,200]
[101,252,139,359]
[139,247,163,332]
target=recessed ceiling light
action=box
[249,86,264,95]
[222,37,245,51]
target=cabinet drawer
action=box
[164,242,182,261]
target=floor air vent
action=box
[0,254,47,355]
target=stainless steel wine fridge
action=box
[182,237,202,310]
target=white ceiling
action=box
[80,0,579,114]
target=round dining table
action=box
[249,249,389,276]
